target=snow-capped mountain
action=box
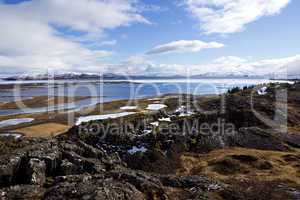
[2,73,102,81]
[1,71,296,81]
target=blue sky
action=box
[0,0,299,76]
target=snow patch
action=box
[76,112,136,125]
[0,118,34,128]
[175,106,195,117]
[120,106,138,110]
[150,121,159,127]
[146,104,167,110]
[159,117,171,122]
[257,86,268,95]
[148,98,161,101]
[179,111,195,117]
[142,129,152,135]
[128,146,147,155]
[0,133,23,139]
[175,106,185,113]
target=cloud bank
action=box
[111,55,300,77]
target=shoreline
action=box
[0,80,295,137]
[0,94,201,137]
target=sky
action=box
[0,0,299,76]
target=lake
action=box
[0,78,292,116]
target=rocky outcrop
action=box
[45,174,147,200]
[229,127,291,151]
[0,153,25,187]
[26,158,46,185]
[0,185,45,200]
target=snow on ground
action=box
[148,98,161,101]
[120,106,138,110]
[146,104,167,110]
[257,86,268,95]
[150,121,159,127]
[0,118,34,128]
[76,112,136,125]
[158,117,171,122]
[142,129,152,135]
[153,101,161,104]
[175,106,185,113]
[0,133,23,139]
[174,105,195,117]
[179,111,195,117]
[128,146,147,155]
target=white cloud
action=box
[183,0,290,34]
[105,55,155,75]
[246,55,300,77]
[20,0,149,32]
[0,0,148,73]
[197,55,300,76]
[124,55,151,66]
[214,56,248,65]
[178,55,300,76]
[147,40,224,54]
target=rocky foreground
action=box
[0,82,300,199]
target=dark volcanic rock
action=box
[0,185,45,200]
[282,132,300,148]
[59,159,78,176]
[108,169,166,198]
[45,174,146,200]
[27,140,62,176]
[229,127,290,151]
[26,158,46,185]
[159,175,223,191]
[0,153,26,187]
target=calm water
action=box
[0,79,291,116]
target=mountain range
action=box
[1,72,269,81]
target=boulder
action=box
[26,158,46,185]
[27,140,62,176]
[59,159,78,176]
[0,153,25,187]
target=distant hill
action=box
[1,72,270,81]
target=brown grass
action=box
[15,123,71,138]
[178,147,300,184]
[0,95,183,137]
[0,96,89,109]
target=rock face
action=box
[0,136,229,199]
[229,127,290,151]
[0,153,25,187]
[0,121,299,199]
[45,174,147,200]
[26,158,46,185]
